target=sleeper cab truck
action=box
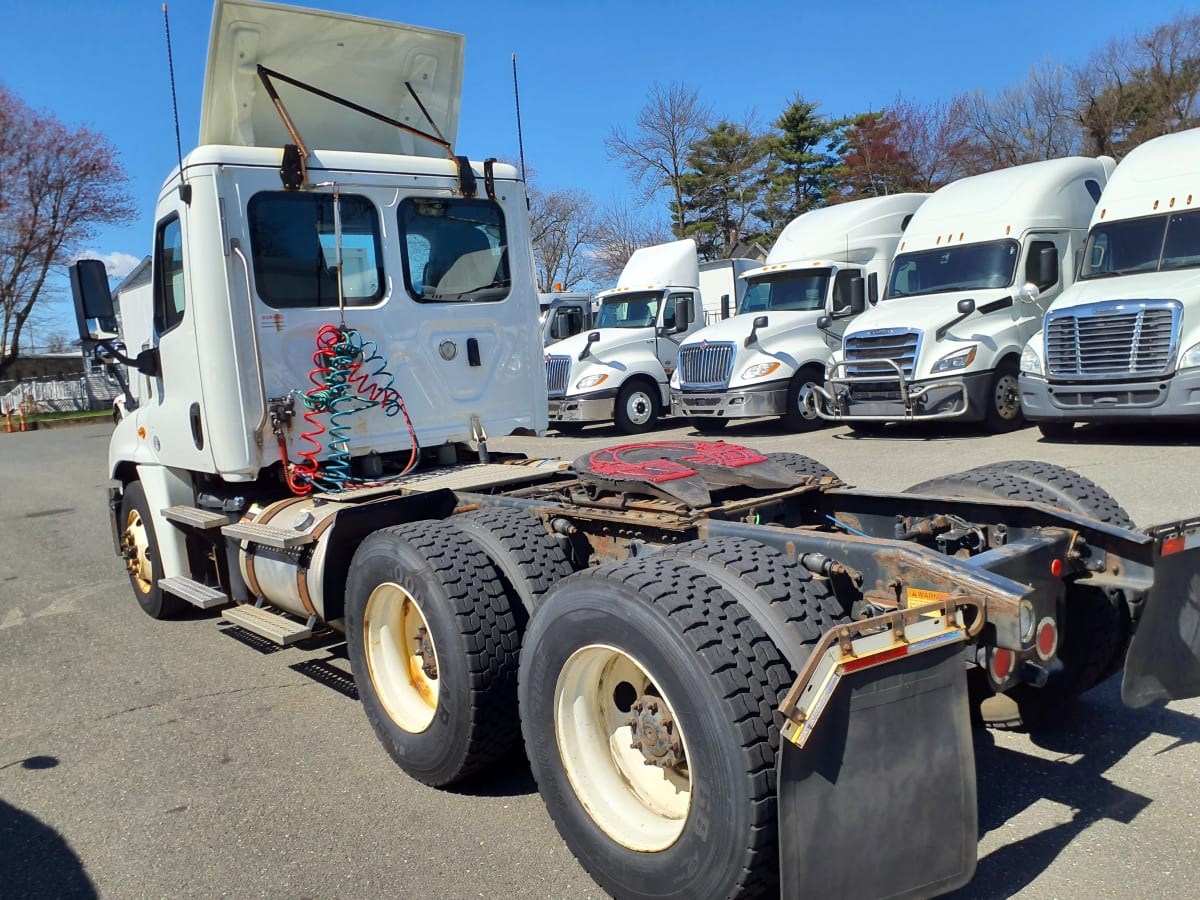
[670,194,927,434]
[816,155,1115,433]
[544,240,750,434]
[1020,128,1200,438]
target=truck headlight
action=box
[741,362,780,380]
[1020,343,1044,376]
[1179,342,1200,370]
[931,345,977,373]
[575,373,608,390]
[669,368,680,388]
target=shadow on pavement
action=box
[941,680,1199,898]
[0,755,98,899]
[1037,421,1200,447]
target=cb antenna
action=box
[512,54,527,187]
[163,4,191,204]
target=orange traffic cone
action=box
[4,408,11,433]
[18,403,26,432]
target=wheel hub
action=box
[122,513,152,592]
[414,625,438,679]
[626,696,684,768]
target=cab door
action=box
[821,268,865,351]
[145,207,214,473]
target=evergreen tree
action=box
[759,96,846,237]
[677,121,768,259]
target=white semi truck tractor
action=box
[670,194,927,434]
[70,4,1200,899]
[544,239,740,433]
[817,156,1115,433]
[1019,128,1200,438]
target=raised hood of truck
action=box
[598,239,699,298]
[200,0,464,155]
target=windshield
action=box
[739,269,831,314]
[1079,210,1200,279]
[886,240,1019,299]
[596,291,662,328]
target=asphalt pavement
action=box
[2,417,1199,898]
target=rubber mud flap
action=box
[1123,539,1200,707]
[777,644,976,900]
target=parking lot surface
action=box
[2,418,1199,898]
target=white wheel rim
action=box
[363,582,439,733]
[994,373,1020,420]
[626,391,654,426]
[554,644,691,851]
[123,510,153,594]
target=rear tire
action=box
[614,379,660,434]
[345,521,522,786]
[782,366,825,432]
[766,451,841,484]
[905,466,1128,724]
[521,553,823,900]
[119,481,187,619]
[452,506,575,617]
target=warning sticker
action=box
[907,587,950,607]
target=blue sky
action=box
[1,0,1193,343]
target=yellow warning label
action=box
[907,588,950,606]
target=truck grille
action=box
[678,342,735,388]
[843,329,921,379]
[1045,300,1181,380]
[545,355,571,396]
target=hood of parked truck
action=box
[1046,269,1200,313]
[846,289,1017,338]
[545,328,656,365]
[680,309,824,349]
[200,0,464,156]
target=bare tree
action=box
[1075,13,1200,158]
[958,60,1081,169]
[605,82,711,238]
[528,184,599,291]
[590,199,672,285]
[0,85,136,377]
[44,332,70,353]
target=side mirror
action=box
[816,315,832,331]
[746,315,768,347]
[676,297,694,332]
[579,330,601,361]
[69,259,117,342]
[956,298,976,316]
[720,293,731,320]
[1035,245,1058,290]
[849,277,866,315]
[1016,282,1041,304]
[867,272,879,305]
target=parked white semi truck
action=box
[1020,129,1200,438]
[544,240,747,433]
[817,156,1115,433]
[70,4,1200,899]
[670,194,927,433]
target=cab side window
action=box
[831,269,860,314]
[154,216,186,334]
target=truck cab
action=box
[545,239,708,433]
[77,0,544,587]
[671,194,926,433]
[538,290,595,345]
[1020,128,1200,438]
[818,156,1114,433]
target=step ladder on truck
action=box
[71,2,1200,899]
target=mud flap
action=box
[777,644,976,900]
[1122,533,1200,707]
